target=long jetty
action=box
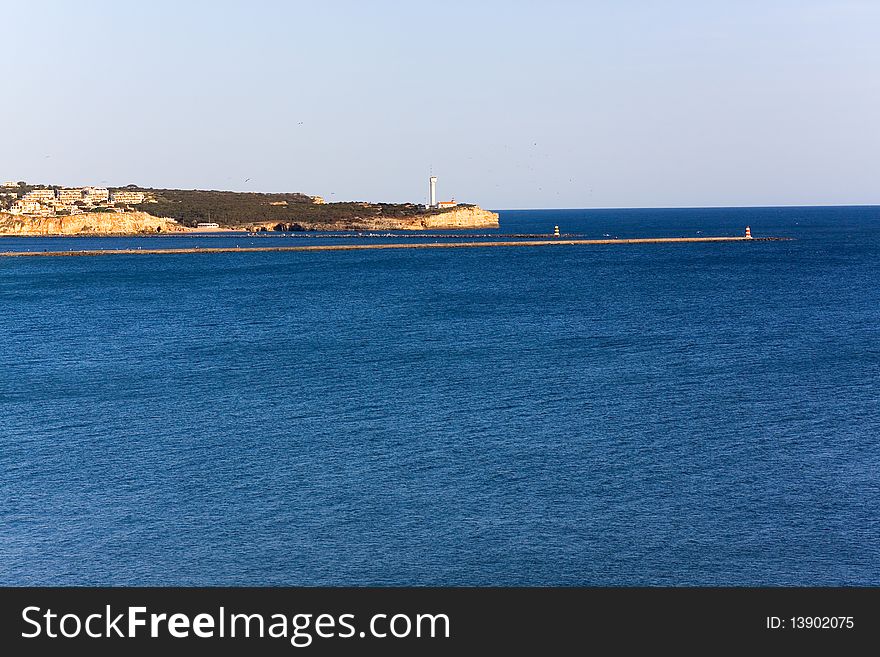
[0,236,786,258]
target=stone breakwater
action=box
[0,236,788,258]
[0,211,186,235]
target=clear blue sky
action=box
[3,0,878,209]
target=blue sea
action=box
[1,206,878,586]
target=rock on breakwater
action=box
[0,236,789,258]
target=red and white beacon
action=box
[745,226,752,239]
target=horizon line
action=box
[5,180,879,212]
[492,203,880,212]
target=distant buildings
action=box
[1,184,148,216]
[310,195,325,205]
[109,190,145,205]
[83,186,109,204]
[56,188,84,205]
[23,189,56,203]
[11,199,50,215]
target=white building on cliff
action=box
[425,176,458,209]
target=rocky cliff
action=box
[0,212,186,235]
[0,205,499,235]
[254,205,500,232]
[419,206,500,230]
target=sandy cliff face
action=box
[418,206,499,229]
[0,206,499,235]
[252,205,500,232]
[0,212,186,235]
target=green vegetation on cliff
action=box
[132,187,461,228]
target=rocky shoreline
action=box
[245,205,500,232]
[0,211,186,236]
[0,205,499,236]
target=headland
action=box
[0,182,499,235]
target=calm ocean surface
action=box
[1,206,878,585]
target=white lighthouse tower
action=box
[428,176,437,208]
